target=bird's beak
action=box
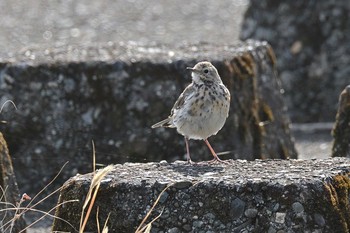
[186,67,201,74]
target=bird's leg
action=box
[184,137,194,165]
[204,139,229,164]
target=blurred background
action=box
[0,0,248,54]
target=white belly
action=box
[173,97,229,140]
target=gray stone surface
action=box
[332,85,350,158]
[0,41,297,197]
[240,0,350,122]
[53,158,350,232]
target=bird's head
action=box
[187,61,222,84]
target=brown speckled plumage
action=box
[152,61,230,164]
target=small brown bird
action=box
[152,61,230,164]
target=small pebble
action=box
[244,208,258,218]
[292,202,304,213]
[275,212,286,224]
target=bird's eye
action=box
[204,69,209,74]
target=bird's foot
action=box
[208,158,230,164]
[187,159,195,165]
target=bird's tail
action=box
[151,117,173,128]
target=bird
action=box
[151,61,231,164]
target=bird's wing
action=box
[170,83,194,115]
[151,117,172,128]
[151,83,194,128]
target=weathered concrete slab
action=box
[0,41,296,196]
[240,0,350,122]
[0,132,26,232]
[332,85,350,158]
[53,158,350,232]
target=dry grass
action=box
[79,165,113,233]
[79,140,112,233]
[0,100,17,124]
[1,156,173,232]
[0,162,78,233]
[0,136,113,233]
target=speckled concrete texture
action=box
[53,158,350,232]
